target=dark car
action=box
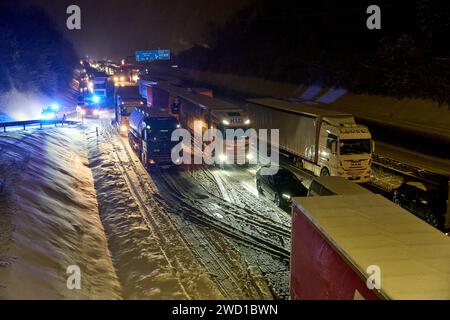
[393,181,448,229]
[256,167,308,207]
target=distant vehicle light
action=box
[120,76,125,82]
[245,119,251,125]
[140,101,144,105]
[282,194,292,200]
[176,124,181,129]
[41,112,56,119]
[219,154,227,162]
[51,103,60,111]
[114,76,119,82]
[93,110,100,116]
[246,153,253,161]
[81,110,86,115]
[120,125,128,132]
[222,120,230,126]
[92,96,100,104]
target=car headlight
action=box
[282,194,292,200]
[222,120,230,126]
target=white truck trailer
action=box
[246,98,374,183]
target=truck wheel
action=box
[427,214,439,228]
[274,193,281,207]
[295,157,303,169]
[256,180,263,195]
[320,167,330,177]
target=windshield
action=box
[120,106,136,116]
[340,139,371,155]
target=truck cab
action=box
[316,119,373,183]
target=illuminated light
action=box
[219,154,227,162]
[114,76,119,82]
[149,160,156,165]
[93,110,99,116]
[76,106,82,113]
[81,110,86,115]
[140,101,144,105]
[176,124,181,129]
[51,103,60,111]
[282,194,292,200]
[146,125,151,130]
[245,119,251,125]
[246,153,253,161]
[41,112,56,120]
[120,76,125,82]
[92,96,100,104]
[120,125,128,132]
[222,120,230,126]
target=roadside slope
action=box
[0,126,121,299]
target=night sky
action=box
[16,0,255,60]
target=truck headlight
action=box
[120,125,128,132]
[93,110,99,115]
[282,194,292,200]
[222,120,230,126]
[245,119,251,125]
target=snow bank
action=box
[85,119,223,300]
[0,126,121,299]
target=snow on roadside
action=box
[84,118,223,300]
[0,126,121,299]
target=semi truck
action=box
[138,79,213,120]
[128,108,180,166]
[246,98,374,183]
[115,85,144,135]
[291,192,450,300]
[177,91,252,165]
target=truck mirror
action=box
[371,141,376,153]
[331,141,337,154]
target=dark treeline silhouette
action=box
[0,4,78,96]
[176,0,450,104]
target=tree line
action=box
[176,0,450,105]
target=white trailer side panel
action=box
[246,103,318,163]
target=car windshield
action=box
[340,139,371,155]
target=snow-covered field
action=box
[0,125,121,299]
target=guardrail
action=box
[0,119,80,132]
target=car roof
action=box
[404,181,438,192]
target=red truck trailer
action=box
[291,194,450,300]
